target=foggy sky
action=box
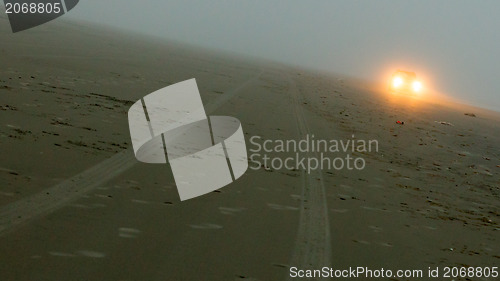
[67,1,500,111]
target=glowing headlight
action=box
[412,81,422,92]
[392,77,403,87]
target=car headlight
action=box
[412,81,422,92]
[392,77,403,87]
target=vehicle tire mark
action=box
[286,73,332,280]
[0,71,262,236]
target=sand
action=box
[0,15,499,281]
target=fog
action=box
[67,0,500,111]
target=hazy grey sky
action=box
[67,0,500,111]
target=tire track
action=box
[286,74,332,279]
[0,72,262,236]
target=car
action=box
[389,70,423,94]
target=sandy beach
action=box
[0,15,499,281]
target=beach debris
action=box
[0,167,19,175]
[0,105,17,111]
[396,120,405,125]
[435,121,454,126]
[464,113,476,117]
